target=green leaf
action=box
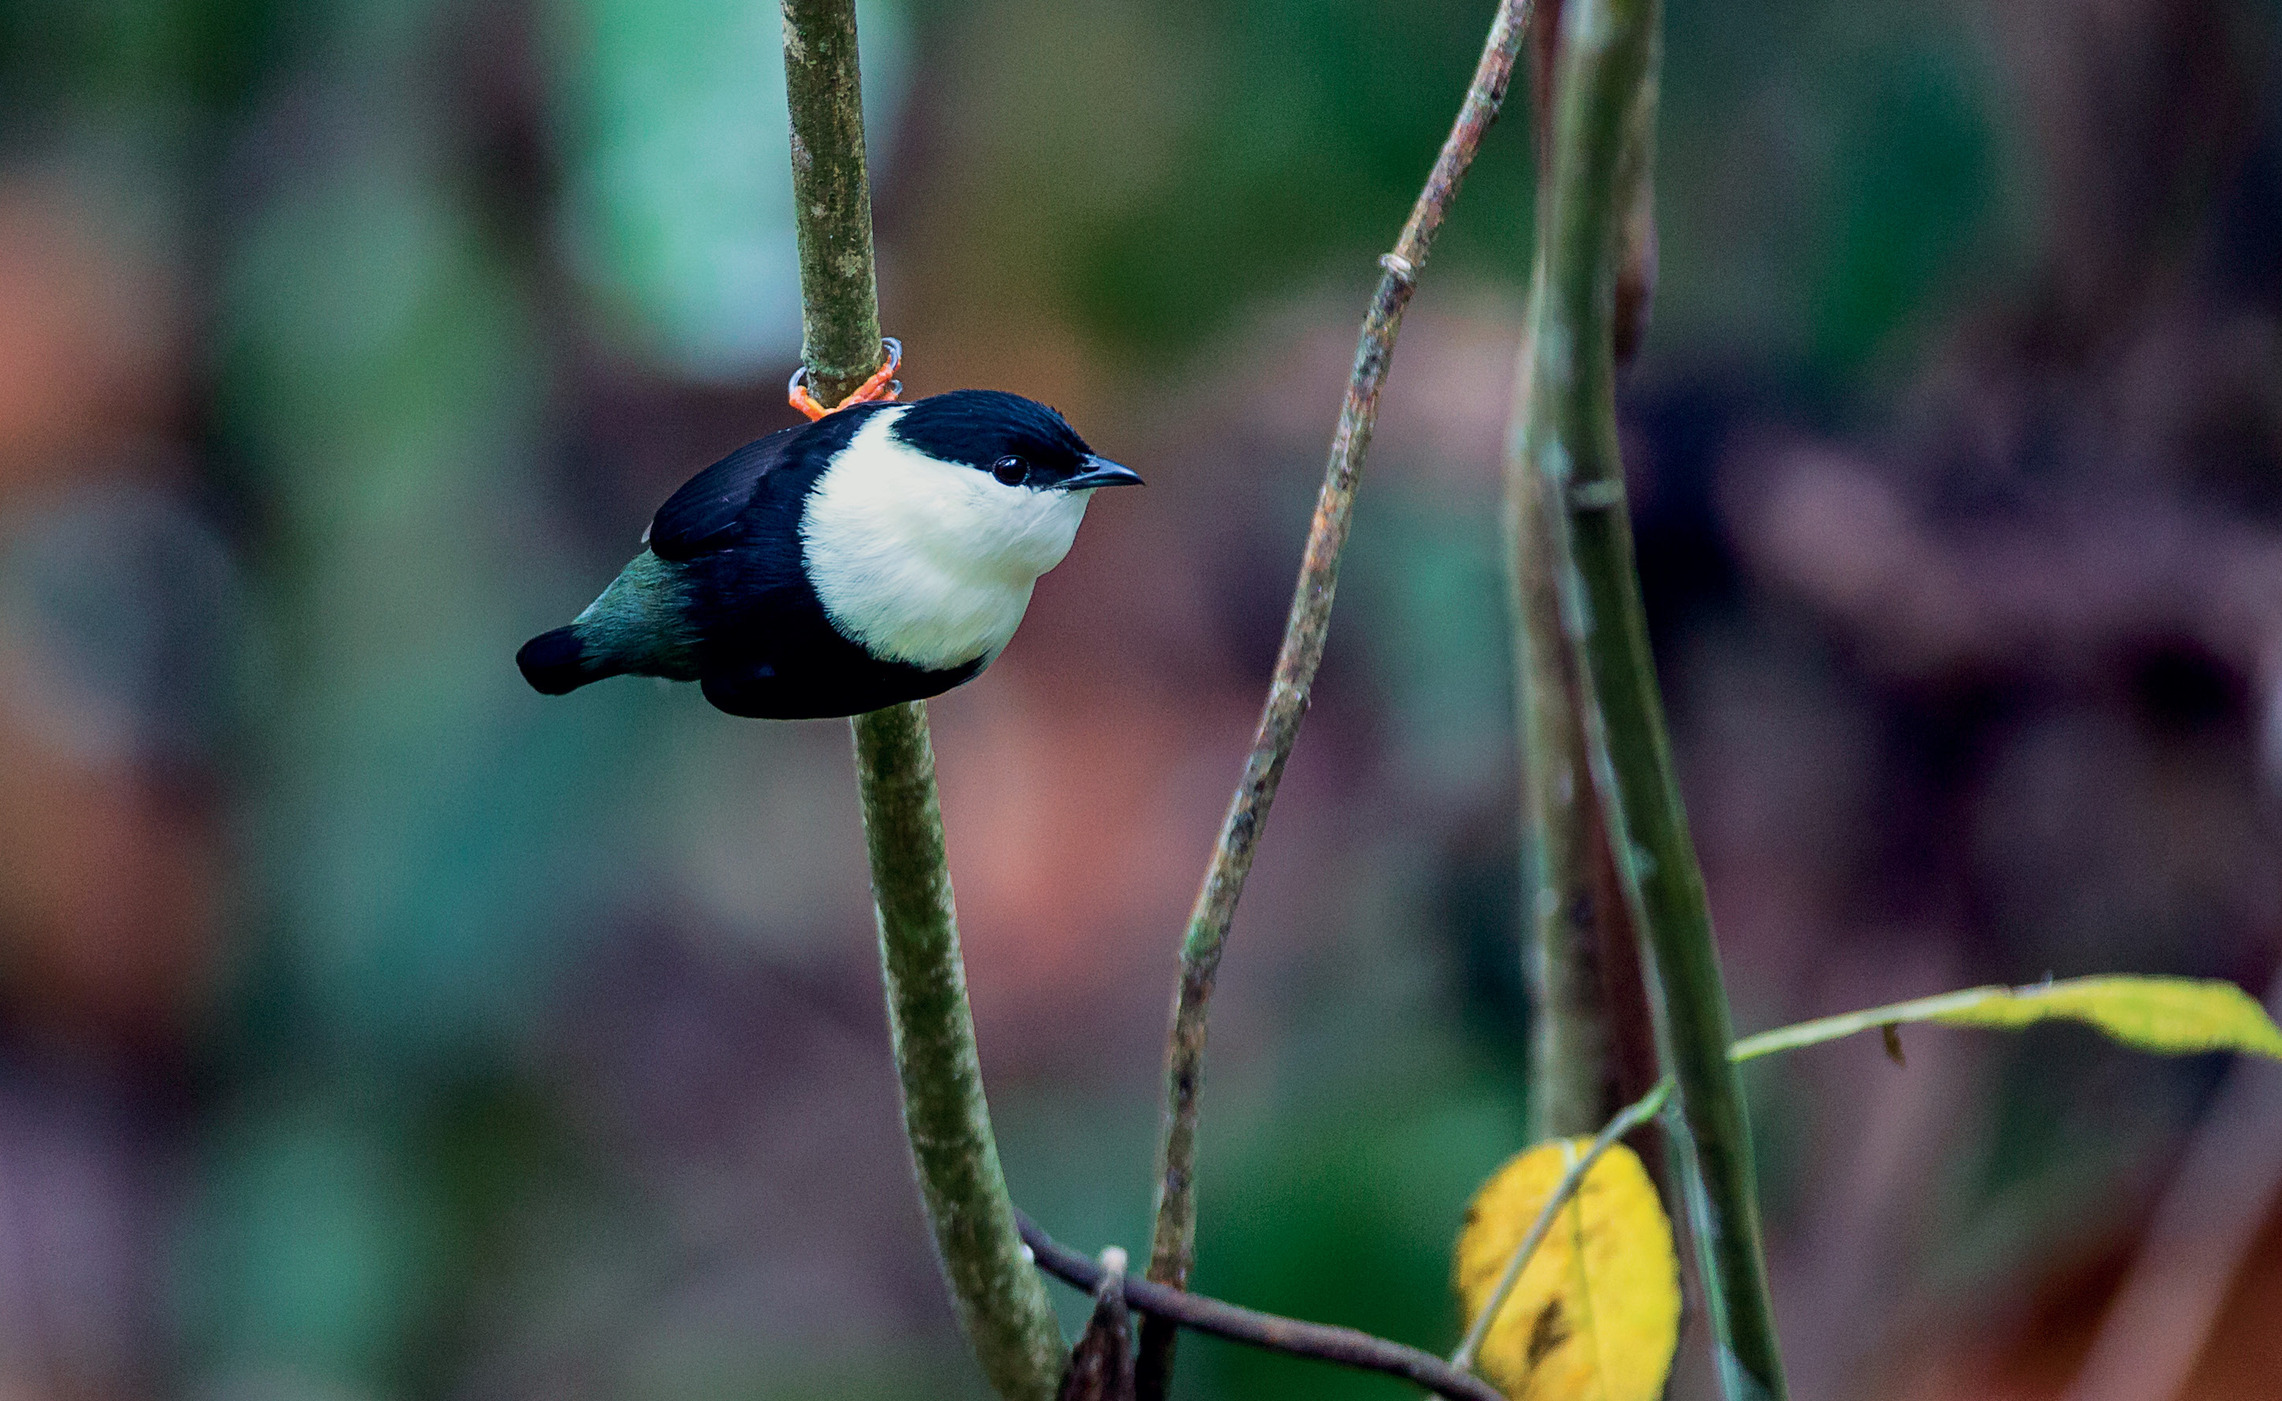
[1730,976,2282,1063]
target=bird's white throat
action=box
[800,407,1093,671]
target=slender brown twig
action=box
[1018,1213,1504,1401]
[1057,1250,1138,1401]
[1135,4,1533,1393]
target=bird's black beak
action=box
[1059,456,1145,491]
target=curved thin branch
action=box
[1137,3,1534,1392]
[1018,1213,1504,1401]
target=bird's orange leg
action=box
[789,337,903,420]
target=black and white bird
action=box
[517,390,1141,719]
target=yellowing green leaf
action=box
[1729,976,2282,1063]
[1927,976,2282,1054]
[1453,1140,1679,1401]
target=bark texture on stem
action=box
[1509,0,1662,1154]
[782,0,885,404]
[1511,420,1621,1140]
[1513,9,1623,1127]
[782,4,1062,1396]
[1134,3,1534,1394]
[1516,0,1788,1395]
[851,707,1065,1399]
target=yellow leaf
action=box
[1729,976,2282,1063]
[1453,1140,1679,1401]
[1927,976,2282,1056]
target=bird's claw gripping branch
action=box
[790,336,903,419]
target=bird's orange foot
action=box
[789,338,903,420]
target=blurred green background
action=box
[1,0,2279,1398]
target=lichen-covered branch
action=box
[781,4,1063,1397]
[851,709,1064,1398]
[1135,3,1534,1395]
[1514,0,1788,1395]
[782,0,886,405]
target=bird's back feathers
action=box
[646,406,882,560]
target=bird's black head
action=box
[887,389,1142,491]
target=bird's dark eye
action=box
[991,456,1027,487]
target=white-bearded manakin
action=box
[517,390,1141,719]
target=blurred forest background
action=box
[1,0,2279,1398]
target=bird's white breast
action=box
[800,407,1092,671]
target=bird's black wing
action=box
[644,424,805,561]
[644,405,889,561]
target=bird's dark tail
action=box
[517,625,618,695]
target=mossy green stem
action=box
[780,4,1064,1395]
[1515,0,1788,1394]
